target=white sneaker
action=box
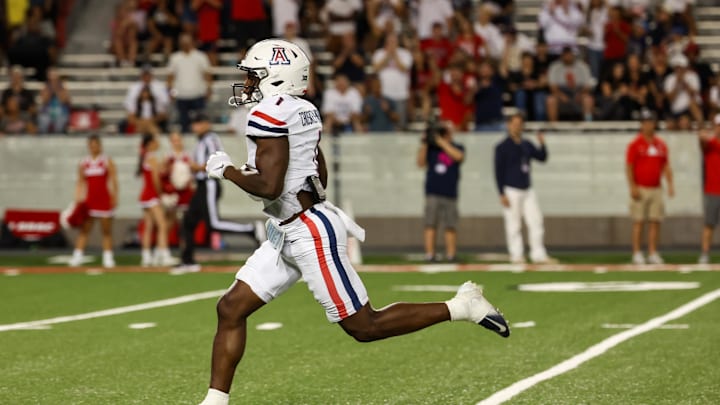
[102,257,116,269]
[68,255,83,267]
[647,253,664,265]
[446,281,510,338]
[632,252,646,265]
[698,254,710,265]
[141,257,153,267]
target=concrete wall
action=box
[0,132,708,250]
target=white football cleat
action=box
[447,281,510,338]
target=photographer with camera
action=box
[416,120,465,262]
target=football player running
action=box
[198,39,510,405]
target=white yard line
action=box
[477,288,720,405]
[0,290,226,332]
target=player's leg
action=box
[442,196,459,261]
[630,191,646,264]
[70,217,95,266]
[200,242,300,405]
[99,217,115,268]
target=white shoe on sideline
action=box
[447,281,510,338]
[647,252,664,265]
[102,257,116,269]
[632,252,646,265]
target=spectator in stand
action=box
[37,68,71,134]
[146,0,181,62]
[437,64,474,130]
[124,65,170,134]
[167,33,212,133]
[585,0,608,81]
[684,42,714,103]
[698,115,720,264]
[7,7,56,80]
[646,49,671,120]
[1,66,37,120]
[415,0,454,40]
[322,0,362,53]
[111,1,139,67]
[499,26,534,73]
[709,72,720,118]
[411,48,439,122]
[473,61,505,131]
[420,22,454,70]
[177,0,198,34]
[332,32,366,90]
[474,4,504,60]
[626,53,650,116]
[193,0,221,66]
[416,121,465,262]
[454,15,486,62]
[649,5,672,53]
[626,109,674,265]
[271,0,301,37]
[484,0,515,28]
[322,73,364,134]
[664,0,696,36]
[372,33,413,130]
[494,113,553,264]
[533,40,552,75]
[367,0,404,40]
[627,18,649,57]
[363,75,398,132]
[599,62,633,120]
[663,53,702,130]
[603,6,632,73]
[0,95,37,134]
[231,0,269,56]
[546,47,595,122]
[538,0,585,58]
[506,53,548,122]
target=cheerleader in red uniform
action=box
[166,131,195,212]
[69,135,118,268]
[138,133,175,266]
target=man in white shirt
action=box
[474,4,504,60]
[538,0,585,56]
[124,64,169,134]
[663,53,702,130]
[372,33,413,129]
[271,0,300,37]
[416,0,454,39]
[167,33,213,132]
[322,73,364,134]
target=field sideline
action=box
[2,255,720,404]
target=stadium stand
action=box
[0,0,719,135]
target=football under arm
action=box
[223,136,290,200]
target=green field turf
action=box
[2,270,720,404]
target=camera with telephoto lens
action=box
[424,115,448,148]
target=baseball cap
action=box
[190,111,211,123]
[639,108,657,121]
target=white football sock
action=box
[199,388,229,405]
[445,298,468,321]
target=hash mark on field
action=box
[129,322,157,329]
[0,290,226,332]
[256,322,283,331]
[512,321,536,328]
[4,269,21,276]
[477,288,720,405]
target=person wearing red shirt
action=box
[69,135,118,269]
[625,109,674,265]
[603,6,632,71]
[698,115,720,264]
[231,0,268,55]
[420,22,454,69]
[437,65,474,129]
[193,0,222,65]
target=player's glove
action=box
[206,151,235,180]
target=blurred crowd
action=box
[1,0,720,135]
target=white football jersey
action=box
[244,94,323,221]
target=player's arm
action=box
[75,164,86,203]
[107,158,119,208]
[317,146,328,189]
[217,137,290,200]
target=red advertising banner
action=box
[3,210,61,241]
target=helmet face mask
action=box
[228,39,310,109]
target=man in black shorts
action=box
[416,121,465,262]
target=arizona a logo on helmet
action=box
[269,47,291,65]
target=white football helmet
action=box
[230,39,310,108]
